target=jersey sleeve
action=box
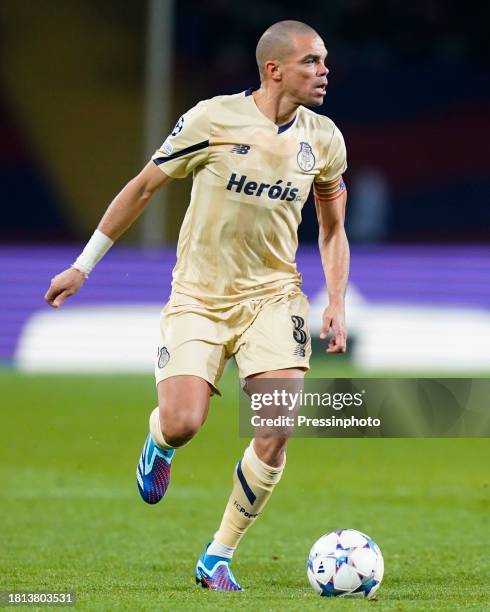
[151,101,210,178]
[314,125,347,202]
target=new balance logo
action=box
[231,144,250,154]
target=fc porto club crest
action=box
[297,141,315,172]
[157,346,170,369]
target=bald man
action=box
[45,20,349,592]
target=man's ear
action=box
[264,60,282,82]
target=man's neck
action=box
[252,86,299,126]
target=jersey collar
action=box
[244,87,298,135]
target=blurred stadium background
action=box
[1,0,489,374]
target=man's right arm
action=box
[97,161,172,241]
[44,161,172,308]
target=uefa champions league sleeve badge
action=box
[297,142,315,172]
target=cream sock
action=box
[213,440,286,548]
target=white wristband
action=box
[72,229,114,276]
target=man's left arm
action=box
[313,184,349,353]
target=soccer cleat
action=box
[136,433,174,504]
[195,543,243,592]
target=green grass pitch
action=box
[0,360,489,610]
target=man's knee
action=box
[156,375,211,448]
[253,436,289,467]
[158,403,205,448]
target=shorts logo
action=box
[297,141,315,172]
[291,315,308,345]
[171,115,184,137]
[294,346,306,357]
[231,144,250,154]
[157,346,170,368]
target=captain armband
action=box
[313,176,347,202]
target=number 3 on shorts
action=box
[291,315,308,345]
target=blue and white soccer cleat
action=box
[136,433,174,504]
[195,543,243,592]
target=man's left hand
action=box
[320,304,347,353]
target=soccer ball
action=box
[307,529,384,598]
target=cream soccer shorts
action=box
[154,289,311,393]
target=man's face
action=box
[279,34,329,106]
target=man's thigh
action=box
[235,292,311,380]
[155,298,228,394]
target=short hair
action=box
[256,20,320,80]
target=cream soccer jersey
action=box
[152,89,347,306]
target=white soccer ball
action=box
[307,529,384,598]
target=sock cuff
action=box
[149,407,175,451]
[207,539,235,559]
[243,440,286,485]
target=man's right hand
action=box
[44,267,86,308]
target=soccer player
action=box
[44,20,349,591]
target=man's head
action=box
[256,20,329,106]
